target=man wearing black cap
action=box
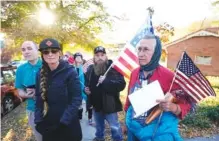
[84,46,126,141]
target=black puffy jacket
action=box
[85,60,126,114]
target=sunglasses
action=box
[42,49,59,55]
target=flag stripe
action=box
[120,52,139,69]
[112,13,153,78]
[175,79,199,102]
[191,75,213,97]
[118,57,135,71]
[195,74,214,95]
[195,73,213,95]
[177,70,209,98]
[173,52,216,103]
[83,59,93,73]
[113,61,131,79]
[177,71,207,100]
[175,72,202,101]
[124,48,138,64]
[197,73,216,96]
[113,65,130,79]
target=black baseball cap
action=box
[94,46,106,54]
[39,38,61,51]
[74,52,83,59]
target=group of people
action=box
[15,36,192,141]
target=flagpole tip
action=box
[147,7,154,16]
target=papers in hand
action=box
[128,80,164,118]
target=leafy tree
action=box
[155,22,174,43]
[1,0,113,62]
[212,0,219,5]
[155,22,175,62]
[146,7,175,62]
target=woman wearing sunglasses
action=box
[34,38,82,141]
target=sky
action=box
[99,0,214,44]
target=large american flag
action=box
[112,13,154,79]
[174,52,216,103]
[83,58,94,73]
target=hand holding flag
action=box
[146,52,216,124]
[95,11,154,86]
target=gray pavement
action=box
[80,101,219,141]
[184,135,219,141]
[80,101,96,141]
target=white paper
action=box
[128,80,165,118]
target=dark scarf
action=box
[140,36,162,71]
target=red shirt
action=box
[124,65,191,119]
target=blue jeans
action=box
[93,111,123,141]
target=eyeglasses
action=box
[42,49,59,55]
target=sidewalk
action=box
[80,101,219,141]
[80,102,96,141]
[184,135,219,141]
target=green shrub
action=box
[181,102,219,128]
[201,106,219,125]
[181,112,212,128]
[206,76,219,88]
[181,85,219,128]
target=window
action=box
[2,69,16,84]
[195,56,212,65]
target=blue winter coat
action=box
[126,106,183,141]
[74,65,87,101]
[35,60,82,140]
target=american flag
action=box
[83,58,94,73]
[174,52,216,103]
[113,13,154,78]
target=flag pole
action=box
[96,64,113,87]
[146,51,186,125]
[96,8,154,87]
[150,51,186,138]
[168,51,185,92]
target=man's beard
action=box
[93,59,108,76]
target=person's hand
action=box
[156,92,175,112]
[156,98,176,112]
[156,92,181,115]
[84,87,91,95]
[98,75,106,84]
[26,88,35,98]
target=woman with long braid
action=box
[34,38,82,141]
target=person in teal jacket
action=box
[15,41,42,141]
[74,52,93,124]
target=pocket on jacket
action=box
[102,93,115,113]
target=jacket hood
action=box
[49,60,74,76]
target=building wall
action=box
[166,36,219,76]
